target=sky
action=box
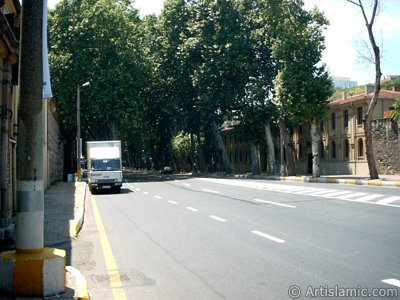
[47,0,400,85]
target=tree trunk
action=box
[197,130,205,172]
[310,119,320,177]
[212,120,234,174]
[347,0,380,179]
[264,123,275,175]
[250,143,260,175]
[278,117,296,176]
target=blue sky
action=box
[48,0,400,85]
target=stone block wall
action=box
[372,119,400,175]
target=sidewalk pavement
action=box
[2,181,90,300]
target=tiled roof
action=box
[329,90,400,108]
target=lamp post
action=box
[77,81,90,181]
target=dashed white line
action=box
[202,189,220,194]
[186,207,198,212]
[155,195,162,199]
[382,278,400,288]
[168,200,178,205]
[183,183,191,187]
[254,198,296,208]
[251,230,286,243]
[143,192,150,195]
[135,188,141,192]
[209,215,226,222]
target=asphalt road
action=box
[72,176,400,300]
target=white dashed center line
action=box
[209,215,226,222]
[254,198,296,208]
[155,195,162,199]
[202,189,220,194]
[382,278,400,288]
[168,200,178,205]
[251,230,286,243]
[183,183,191,187]
[186,207,198,212]
[143,192,149,195]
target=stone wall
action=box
[372,119,400,175]
[46,99,64,186]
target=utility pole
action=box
[0,1,66,296]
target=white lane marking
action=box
[294,188,329,195]
[155,195,162,199]
[202,189,220,194]
[251,230,286,244]
[186,207,198,212]
[209,215,226,222]
[376,196,400,205]
[143,192,150,195]
[168,201,178,205]
[321,191,353,197]
[253,198,296,208]
[336,192,368,200]
[183,183,191,187]
[354,194,384,202]
[135,188,141,192]
[382,278,400,288]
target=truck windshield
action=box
[91,159,120,171]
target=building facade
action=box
[0,1,64,246]
[221,86,400,176]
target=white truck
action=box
[86,140,123,193]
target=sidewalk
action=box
[2,181,90,300]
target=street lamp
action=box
[77,81,90,181]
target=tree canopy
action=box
[48,0,332,171]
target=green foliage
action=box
[48,0,332,167]
[272,0,333,124]
[48,0,146,140]
[391,97,400,121]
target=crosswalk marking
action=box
[198,178,400,208]
[375,196,400,205]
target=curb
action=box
[66,266,90,300]
[69,182,87,238]
[232,174,400,188]
[67,182,90,300]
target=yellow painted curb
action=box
[66,266,90,300]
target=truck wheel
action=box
[115,187,121,194]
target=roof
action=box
[329,89,400,108]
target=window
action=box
[358,138,364,158]
[344,139,349,158]
[331,113,336,130]
[344,110,349,128]
[357,107,363,125]
[332,141,336,159]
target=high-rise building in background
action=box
[332,77,358,89]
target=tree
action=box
[48,0,146,144]
[271,0,333,177]
[347,0,381,179]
